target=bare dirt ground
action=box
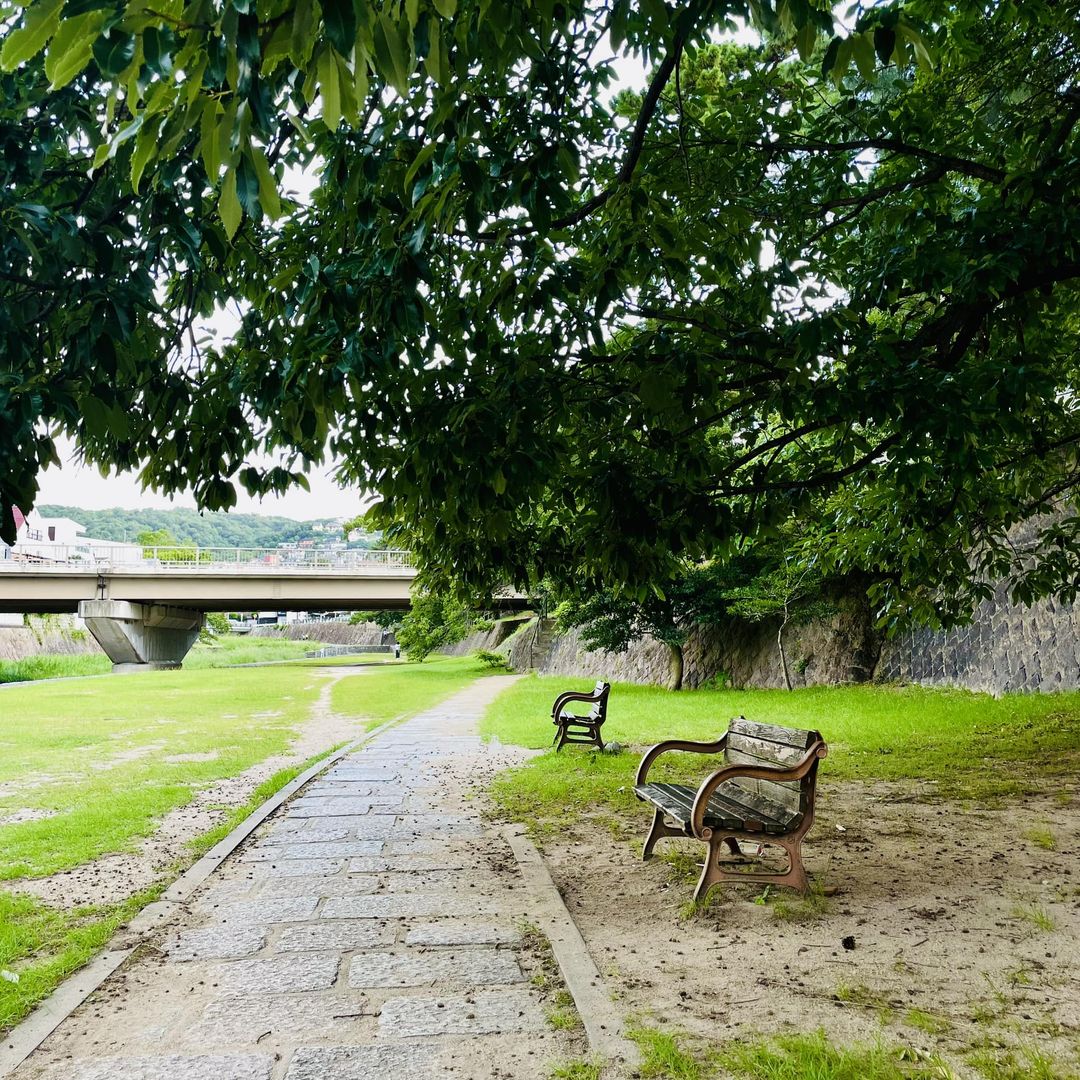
[14,668,366,909]
[524,778,1080,1076]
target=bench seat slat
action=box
[634,781,801,836]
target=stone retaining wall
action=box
[0,615,102,661]
[505,599,878,691]
[440,617,532,658]
[504,590,1080,695]
[876,587,1080,694]
[252,621,387,646]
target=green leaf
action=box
[199,98,222,181]
[91,26,134,76]
[235,154,262,220]
[250,146,281,220]
[321,0,356,57]
[44,10,103,88]
[423,14,442,83]
[851,31,876,81]
[403,141,436,192]
[820,35,840,78]
[317,45,341,130]
[795,20,816,63]
[374,10,410,95]
[290,0,316,67]
[873,26,896,65]
[130,114,163,192]
[432,0,456,16]
[1,0,64,71]
[218,166,242,240]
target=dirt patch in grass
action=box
[11,667,364,909]
[505,774,1080,1079]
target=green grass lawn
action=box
[483,675,1080,832]
[0,667,323,881]
[0,635,325,684]
[0,654,492,1032]
[331,654,500,729]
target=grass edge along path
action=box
[482,675,1080,839]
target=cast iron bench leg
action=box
[642,807,684,860]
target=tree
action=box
[394,591,471,662]
[723,559,833,691]
[555,562,742,690]
[3,3,1079,631]
[199,610,231,644]
[348,609,401,630]
[136,528,199,562]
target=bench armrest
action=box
[551,690,603,717]
[635,736,728,786]
[689,740,828,838]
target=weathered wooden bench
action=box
[634,717,827,898]
[551,680,610,751]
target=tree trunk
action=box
[778,614,793,691]
[666,641,684,691]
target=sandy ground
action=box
[14,668,367,909]
[515,776,1080,1077]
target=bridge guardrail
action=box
[0,546,414,573]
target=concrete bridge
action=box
[0,546,423,671]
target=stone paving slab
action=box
[162,925,268,962]
[346,947,523,988]
[211,952,341,993]
[286,798,404,817]
[378,988,547,1037]
[242,840,385,861]
[32,1055,275,1080]
[240,858,350,879]
[189,993,376,1045]
[276,920,394,952]
[271,817,398,839]
[321,894,505,920]
[404,921,521,947]
[347,853,478,873]
[283,1044,446,1080]
[255,874,380,899]
[296,785,403,801]
[214,897,319,924]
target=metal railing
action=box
[305,644,397,658]
[0,545,414,574]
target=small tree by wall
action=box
[555,564,739,690]
[395,592,472,662]
[723,560,834,690]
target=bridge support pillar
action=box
[78,601,204,671]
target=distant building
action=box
[2,508,141,564]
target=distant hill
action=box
[37,505,373,549]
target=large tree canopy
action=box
[2,0,1079,628]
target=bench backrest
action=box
[724,717,822,818]
[590,681,610,719]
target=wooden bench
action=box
[551,680,611,751]
[634,717,827,898]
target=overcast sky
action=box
[36,437,368,518]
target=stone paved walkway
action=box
[14,676,577,1080]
